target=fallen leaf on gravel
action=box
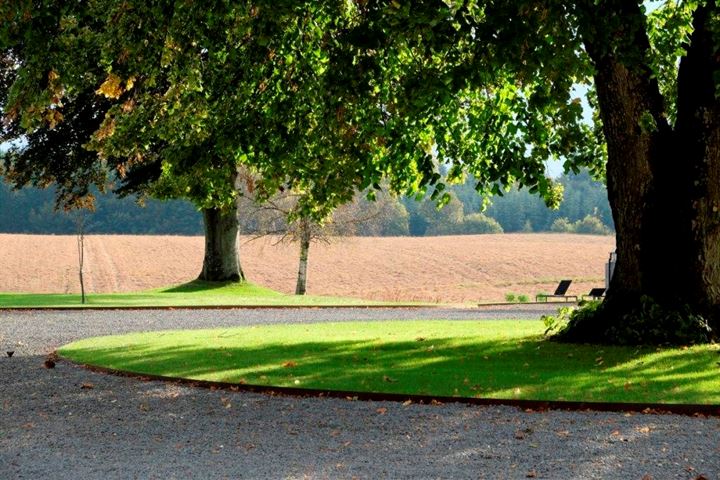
[376,407,387,415]
[526,469,537,478]
[641,475,653,480]
[611,430,621,436]
[430,399,443,405]
[637,426,650,433]
[514,431,526,440]
[80,383,94,389]
[402,400,412,406]
[283,361,297,368]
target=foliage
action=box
[555,298,713,346]
[0,181,202,234]
[542,305,583,337]
[3,175,618,236]
[0,1,387,218]
[550,217,575,233]
[574,215,612,235]
[551,214,612,235]
[504,293,516,303]
[58,320,720,405]
[517,294,529,303]
[459,213,503,235]
[481,171,613,233]
[330,189,411,236]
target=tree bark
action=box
[673,1,720,324]
[295,219,311,295]
[572,1,720,341]
[581,1,671,303]
[198,206,245,282]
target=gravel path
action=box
[1,307,719,479]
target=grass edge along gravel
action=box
[58,319,720,406]
[0,280,424,308]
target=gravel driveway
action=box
[1,306,719,479]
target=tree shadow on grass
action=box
[159,280,246,294]
[60,333,720,405]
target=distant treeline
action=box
[0,170,613,235]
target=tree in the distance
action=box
[239,187,409,295]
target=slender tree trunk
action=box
[76,215,86,304]
[198,206,245,282]
[295,219,311,295]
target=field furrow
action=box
[0,233,615,303]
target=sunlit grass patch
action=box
[58,320,720,405]
[0,280,399,308]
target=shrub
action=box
[551,215,611,235]
[461,213,503,234]
[505,293,516,302]
[517,294,529,303]
[574,215,611,235]
[550,217,575,233]
[541,306,576,336]
[554,297,713,345]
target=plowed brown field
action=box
[0,233,615,303]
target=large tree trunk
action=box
[672,1,720,322]
[198,206,245,282]
[295,219,311,295]
[569,1,720,342]
[581,1,671,301]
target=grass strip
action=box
[0,280,400,308]
[58,320,720,405]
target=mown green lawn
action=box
[0,280,400,308]
[58,320,720,405]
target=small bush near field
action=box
[551,214,611,235]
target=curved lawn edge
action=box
[56,320,720,411]
[55,353,720,417]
